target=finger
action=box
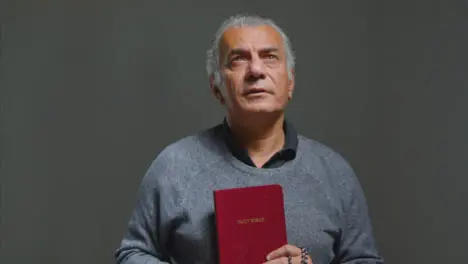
[266,244,301,260]
[262,256,291,264]
[263,256,309,264]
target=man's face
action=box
[213,25,294,116]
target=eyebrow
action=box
[227,47,280,57]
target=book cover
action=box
[213,184,288,264]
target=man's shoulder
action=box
[297,134,354,175]
[297,134,362,199]
[150,124,225,169]
[297,134,347,161]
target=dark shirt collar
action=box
[221,117,298,168]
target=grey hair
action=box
[206,14,295,89]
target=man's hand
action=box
[263,244,313,264]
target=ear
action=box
[210,75,225,105]
[287,68,295,100]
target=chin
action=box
[242,104,284,114]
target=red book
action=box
[213,184,288,264]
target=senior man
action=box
[115,14,384,264]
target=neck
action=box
[227,113,285,157]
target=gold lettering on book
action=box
[237,217,265,224]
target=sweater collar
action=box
[221,117,298,167]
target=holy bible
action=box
[213,184,288,264]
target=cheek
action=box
[273,72,290,92]
[225,74,244,92]
[223,79,242,105]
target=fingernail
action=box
[266,254,271,260]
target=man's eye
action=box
[232,56,246,62]
[228,57,247,66]
[266,54,278,60]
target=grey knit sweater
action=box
[114,124,384,264]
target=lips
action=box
[244,88,268,95]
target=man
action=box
[115,14,384,264]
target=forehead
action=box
[219,25,285,54]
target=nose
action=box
[246,55,266,80]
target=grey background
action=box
[1,1,467,264]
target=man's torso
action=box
[161,124,346,264]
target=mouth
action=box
[244,88,269,95]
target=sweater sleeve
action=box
[114,152,180,264]
[329,154,384,264]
